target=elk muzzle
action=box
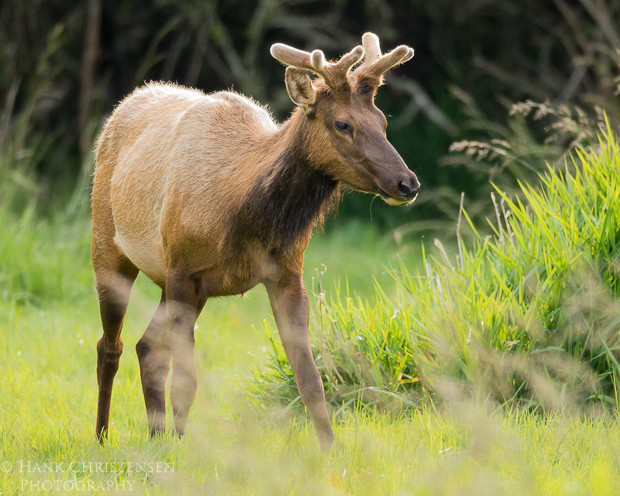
[357,129,420,206]
[372,144,420,206]
[378,169,420,205]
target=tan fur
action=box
[94,83,282,288]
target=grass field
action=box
[1,208,619,495]
[1,150,620,494]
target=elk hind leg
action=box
[136,290,172,436]
[167,275,200,437]
[95,265,138,441]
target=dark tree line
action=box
[1,0,618,228]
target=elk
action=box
[92,32,418,451]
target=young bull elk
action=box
[92,32,419,451]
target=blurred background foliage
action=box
[1,0,619,236]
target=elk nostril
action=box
[398,180,415,198]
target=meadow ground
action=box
[0,207,619,495]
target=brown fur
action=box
[92,34,418,452]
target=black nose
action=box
[398,178,420,198]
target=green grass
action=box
[1,132,620,493]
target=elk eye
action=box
[335,121,351,133]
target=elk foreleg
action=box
[266,275,334,452]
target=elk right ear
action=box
[284,67,316,114]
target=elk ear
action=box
[284,67,316,114]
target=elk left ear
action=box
[285,67,316,114]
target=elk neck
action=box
[229,109,340,254]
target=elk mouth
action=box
[377,187,417,206]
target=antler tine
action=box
[332,45,364,74]
[310,50,327,74]
[353,32,414,86]
[351,32,382,77]
[270,43,314,71]
[365,45,414,80]
[308,45,364,87]
[271,42,364,88]
[362,32,382,65]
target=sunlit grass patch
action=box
[2,385,619,495]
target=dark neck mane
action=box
[230,111,339,253]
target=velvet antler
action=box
[270,42,364,89]
[352,32,414,89]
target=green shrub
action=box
[250,122,620,414]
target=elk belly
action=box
[113,231,166,284]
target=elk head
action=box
[271,32,420,206]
